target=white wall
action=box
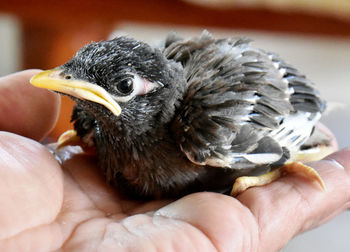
[0,14,21,76]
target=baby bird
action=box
[30,31,331,199]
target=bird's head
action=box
[30,37,186,137]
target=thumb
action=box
[0,70,60,141]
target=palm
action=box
[1,70,349,252]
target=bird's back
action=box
[163,31,325,170]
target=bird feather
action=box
[167,32,325,169]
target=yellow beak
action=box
[30,69,121,116]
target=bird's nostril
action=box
[65,75,72,80]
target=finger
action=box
[155,192,259,251]
[59,150,125,215]
[316,122,338,150]
[0,132,63,240]
[0,70,61,141]
[238,148,350,252]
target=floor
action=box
[1,16,349,251]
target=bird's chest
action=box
[93,129,210,198]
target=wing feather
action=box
[166,32,325,169]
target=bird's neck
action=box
[94,120,192,192]
[96,118,174,156]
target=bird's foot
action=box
[294,145,334,163]
[281,161,326,190]
[56,129,95,154]
[231,169,282,196]
[230,161,326,196]
[57,130,81,149]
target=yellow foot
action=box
[282,161,326,190]
[231,161,326,197]
[294,145,334,163]
[56,130,95,154]
[56,130,81,151]
[231,169,282,196]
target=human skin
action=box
[0,70,349,252]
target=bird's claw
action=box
[281,161,326,191]
[55,129,96,155]
[231,169,282,196]
[56,130,81,151]
[231,161,326,197]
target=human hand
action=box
[0,70,349,252]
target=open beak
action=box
[30,69,121,116]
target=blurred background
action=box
[0,0,349,251]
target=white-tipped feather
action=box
[269,111,321,156]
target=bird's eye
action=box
[117,78,134,95]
